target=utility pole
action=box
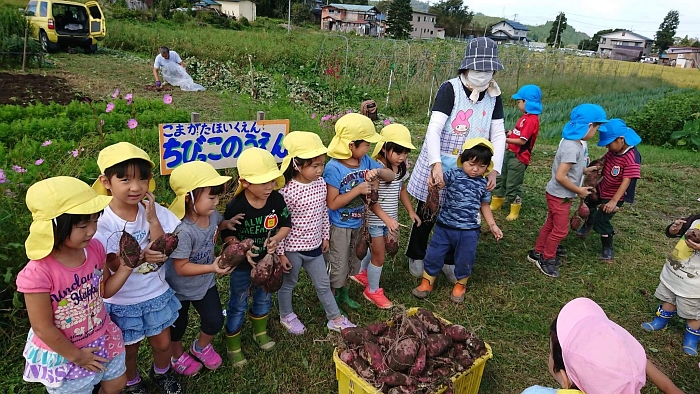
[287,0,291,34]
[553,12,562,48]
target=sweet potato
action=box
[355,219,370,260]
[387,386,414,394]
[577,203,590,219]
[443,324,471,342]
[377,372,415,387]
[425,334,452,358]
[264,254,284,293]
[388,337,419,372]
[351,357,374,381]
[385,229,399,257]
[369,181,379,205]
[250,253,273,286]
[415,308,441,333]
[686,228,700,244]
[149,232,179,257]
[118,228,141,268]
[377,335,393,351]
[360,342,388,373]
[342,327,374,347]
[218,238,254,269]
[408,344,427,377]
[367,322,389,337]
[339,348,356,364]
[466,336,487,358]
[455,355,475,371]
[422,185,440,220]
[401,316,427,340]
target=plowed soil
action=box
[0,72,83,106]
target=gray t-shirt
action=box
[165,211,223,301]
[545,139,586,199]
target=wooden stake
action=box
[190,112,200,123]
[256,111,265,121]
[22,26,28,72]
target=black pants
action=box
[170,286,224,342]
[406,201,455,265]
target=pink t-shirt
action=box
[16,239,111,350]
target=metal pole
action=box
[287,0,291,34]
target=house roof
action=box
[668,46,700,53]
[489,29,528,41]
[412,10,436,16]
[194,0,219,5]
[323,4,377,12]
[600,29,653,41]
[491,19,529,31]
[376,13,386,21]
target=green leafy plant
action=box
[670,113,700,149]
[626,90,700,147]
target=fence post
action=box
[256,111,265,121]
[22,26,28,72]
[191,112,200,123]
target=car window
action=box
[26,1,37,16]
[88,5,101,19]
[39,2,47,17]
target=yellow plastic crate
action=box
[333,307,493,394]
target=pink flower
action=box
[163,94,173,104]
[332,115,337,120]
[42,140,52,146]
[12,165,26,173]
[99,119,105,126]
[70,150,79,158]
[311,113,316,119]
[112,89,119,98]
[383,118,391,126]
[346,109,352,114]
[321,115,330,122]
[127,119,138,129]
[106,102,115,113]
[125,93,133,105]
[0,169,5,184]
[35,159,44,166]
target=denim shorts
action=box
[105,288,181,345]
[369,225,389,238]
[46,351,126,394]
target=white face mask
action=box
[464,71,494,91]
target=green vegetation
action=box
[627,90,700,147]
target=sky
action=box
[458,0,698,39]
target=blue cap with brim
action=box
[562,104,609,140]
[598,118,642,147]
[511,84,542,115]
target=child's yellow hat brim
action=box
[280,131,328,174]
[371,123,417,159]
[327,113,381,159]
[456,137,495,175]
[92,142,156,195]
[234,148,285,197]
[169,161,232,219]
[25,177,112,260]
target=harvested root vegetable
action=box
[443,324,471,342]
[119,228,141,268]
[387,386,414,394]
[425,334,452,358]
[366,321,389,337]
[360,342,387,373]
[408,343,427,377]
[264,254,284,293]
[341,327,374,347]
[466,336,487,358]
[218,237,254,269]
[686,228,700,244]
[415,308,441,333]
[250,253,273,286]
[401,316,427,340]
[339,348,356,364]
[385,229,400,257]
[351,358,374,381]
[577,203,590,219]
[355,218,370,260]
[388,337,419,372]
[150,233,179,257]
[377,372,415,387]
[422,185,440,221]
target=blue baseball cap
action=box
[512,84,542,115]
[562,104,609,140]
[598,118,642,147]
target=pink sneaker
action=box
[190,342,223,370]
[363,287,393,309]
[327,316,356,332]
[350,270,369,288]
[171,352,203,376]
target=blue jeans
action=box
[225,268,271,335]
[423,223,479,280]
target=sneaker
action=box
[363,287,393,309]
[327,316,356,332]
[170,352,203,376]
[527,249,541,264]
[280,312,306,335]
[536,257,560,278]
[556,245,567,258]
[190,341,223,371]
[349,270,369,288]
[123,381,148,394]
[150,367,184,394]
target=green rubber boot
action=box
[250,312,276,351]
[335,286,360,309]
[225,331,247,367]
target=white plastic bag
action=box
[160,63,205,92]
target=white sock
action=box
[367,263,382,293]
[360,250,371,272]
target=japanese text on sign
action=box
[158,120,289,175]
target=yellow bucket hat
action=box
[25,176,112,260]
[371,123,417,159]
[456,137,494,175]
[234,147,285,197]
[169,161,232,219]
[280,131,328,174]
[92,142,156,195]
[327,113,382,159]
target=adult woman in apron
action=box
[406,37,507,282]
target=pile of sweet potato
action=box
[250,252,284,293]
[337,308,487,394]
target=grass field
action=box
[2,18,700,394]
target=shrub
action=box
[239,15,250,26]
[625,90,700,147]
[0,6,29,42]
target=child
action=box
[491,84,542,221]
[575,119,641,263]
[641,213,700,355]
[93,142,183,394]
[528,104,608,279]
[220,147,292,367]
[17,177,131,394]
[412,138,503,304]
[350,124,420,309]
[522,297,683,394]
[165,161,242,376]
[276,131,356,334]
[323,113,396,310]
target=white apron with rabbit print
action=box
[408,77,497,203]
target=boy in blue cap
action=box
[491,84,542,221]
[575,119,641,262]
[528,104,608,278]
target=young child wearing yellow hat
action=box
[350,124,420,309]
[323,113,396,310]
[165,161,243,376]
[220,147,292,366]
[276,131,357,334]
[92,142,184,394]
[17,177,133,394]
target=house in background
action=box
[597,30,653,60]
[436,27,445,39]
[661,46,700,68]
[489,19,529,45]
[410,10,437,39]
[217,0,256,21]
[376,13,387,38]
[320,4,379,36]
